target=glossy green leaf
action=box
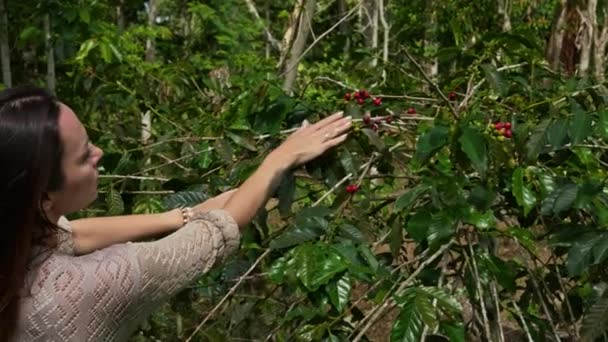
[569,111,592,144]
[440,322,466,342]
[277,171,296,217]
[394,185,430,212]
[226,131,257,151]
[163,191,208,210]
[269,256,288,283]
[567,235,596,276]
[581,295,608,342]
[512,168,537,216]
[546,118,569,150]
[295,245,348,291]
[106,190,124,215]
[391,300,424,342]
[598,110,608,139]
[327,272,351,312]
[526,119,550,161]
[541,183,579,215]
[338,224,366,243]
[459,127,488,176]
[406,210,431,243]
[389,217,403,258]
[270,224,324,250]
[481,64,507,96]
[414,125,450,164]
[592,234,608,265]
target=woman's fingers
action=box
[323,133,349,148]
[310,111,344,130]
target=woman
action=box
[0,86,351,341]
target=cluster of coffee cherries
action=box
[344,89,382,106]
[493,121,513,139]
[362,114,394,131]
[345,184,360,194]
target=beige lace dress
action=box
[13,209,240,342]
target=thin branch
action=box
[351,239,455,341]
[98,175,170,182]
[280,1,362,77]
[465,235,492,341]
[312,173,353,206]
[243,0,282,50]
[400,47,459,120]
[185,249,272,342]
[512,300,534,342]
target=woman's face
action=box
[46,103,103,219]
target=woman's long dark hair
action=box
[0,86,64,340]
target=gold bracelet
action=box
[179,207,192,226]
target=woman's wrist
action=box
[265,150,295,172]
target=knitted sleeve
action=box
[126,209,240,309]
[15,210,240,342]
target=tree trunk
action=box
[422,0,438,92]
[378,0,388,64]
[145,0,158,62]
[578,0,596,77]
[546,0,568,71]
[44,14,55,94]
[142,0,157,145]
[338,0,350,54]
[592,11,608,82]
[0,0,11,87]
[117,0,125,32]
[497,0,512,32]
[244,0,281,51]
[369,0,378,66]
[278,0,305,70]
[282,0,316,94]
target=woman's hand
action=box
[267,112,352,169]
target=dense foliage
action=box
[5,0,608,340]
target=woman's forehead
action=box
[57,103,87,153]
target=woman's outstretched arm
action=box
[68,190,237,255]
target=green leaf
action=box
[415,295,438,329]
[598,110,608,139]
[295,244,348,291]
[268,256,288,283]
[440,322,466,342]
[99,42,112,63]
[462,207,495,230]
[567,235,596,276]
[418,286,462,314]
[270,224,324,250]
[389,217,403,259]
[532,168,556,198]
[592,234,608,265]
[163,191,208,210]
[481,64,507,96]
[226,131,257,152]
[79,8,91,23]
[327,272,351,312]
[362,128,386,151]
[569,111,593,144]
[394,185,430,212]
[541,183,579,215]
[459,127,488,176]
[406,210,431,243]
[581,295,608,342]
[277,171,296,217]
[414,126,450,164]
[391,300,424,342]
[106,190,124,215]
[427,212,455,248]
[526,119,550,162]
[546,118,569,150]
[338,224,366,243]
[76,39,98,62]
[512,168,537,216]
